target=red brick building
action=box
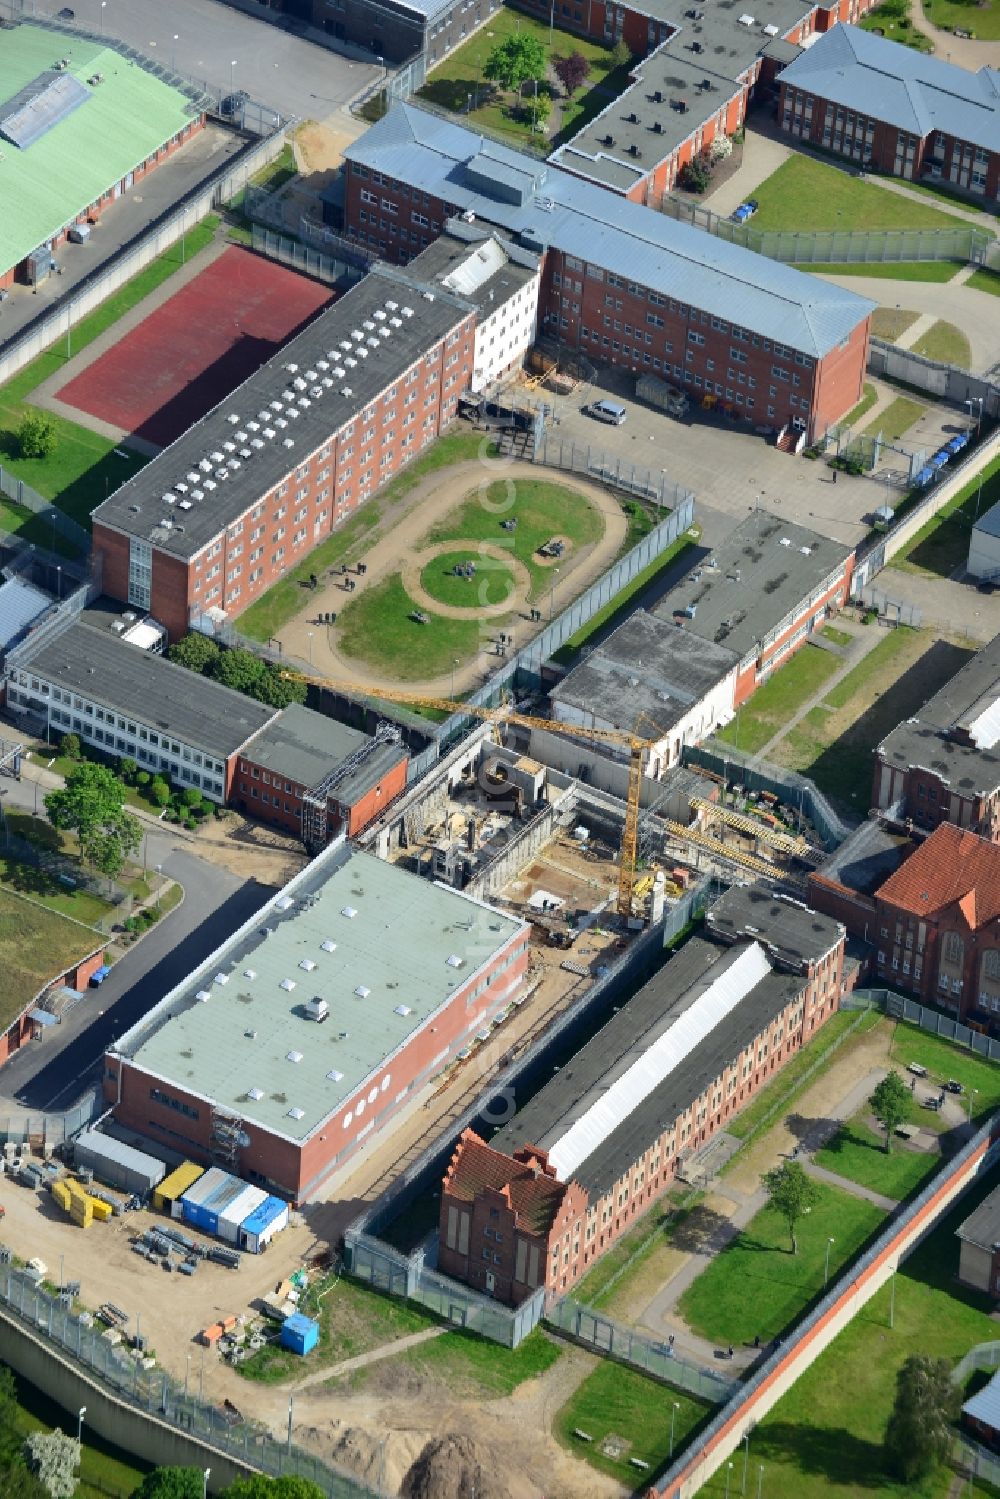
[871,823,1000,1025]
[91,266,476,642]
[873,632,1000,841]
[234,703,409,849]
[778,24,1000,199]
[439,885,846,1305]
[105,843,530,1202]
[343,106,873,441]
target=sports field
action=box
[56,247,332,448]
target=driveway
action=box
[702,130,793,219]
[815,270,1000,377]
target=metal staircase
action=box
[301,722,403,853]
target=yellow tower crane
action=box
[283,673,660,920]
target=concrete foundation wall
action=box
[0,1308,253,1493]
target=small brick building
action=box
[957,1186,1000,1298]
[439,885,846,1305]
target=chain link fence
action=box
[546,1299,737,1402]
[0,469,90,556]
[249,227,365,288]
[0,1265,377,1497]
[850,987,1000,1062]
[682,742,854,852]
[0,1086,101,1149]
[530,433,692,510]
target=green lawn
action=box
[418,9,625,151]
[400,1326,561,1397]
[813,1119,939,1199]
[820,624,853,646]
[335,476,605,678]
[889,1027,1000,1120]
[0,887,102,1033]
[713,644,840,756]
[859,0,935,49]
[910,318,972,368]
[863,394,926,441]
[0,852,114,928]
[678,1181,886,1347]
[840,382,880,428]
[0,495,81,556]
[726,1010,868,1143]
[695,1169,1000,1498]
[573,1188,691,1308]
[552,525,700,667]
[967,267,1000,297]
[749,156,959,234]
[419,548,518,608]
[0,215,219,526]
[890,450,1000,578]
[554,1361,711,1483]
[236,432,493,642]
[924,0,1000,40]
[796,260,963,281]
[770,628,972,812]
[871,307,921,342]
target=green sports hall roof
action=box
[0,23,197,276]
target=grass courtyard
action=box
[695,1168,1000,1498]
[678,1180,886,1347]
[890,450,1000,578]
[795,260,963,282]
[813,1117,940,1199]
[747,156,960,235]
[862,394,926,441]
[713,644,840,757]
[336,477,605,681]
[554,1361,711,1484]
[0,886,103,1029]
[924,0,1000,39]
[769,627,974,813]
[418,8,630,150]
[419,549,518,607]
[911,318,972,368]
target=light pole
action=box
[966,395,984,439]
[307,630,314,665]
[76,1407,86,1445]
[824,1236,835,1288]
[451,657,459,699]
[742,1429,751,1494]
[59,1254,64,1293]
[184,1353,191,1398]
[155,862,162,914]
[757,1465,764,1499]
[172,34,179,70]
[549,564,560,620]
[889,1265,896,1330]
[968,1087,979,1125]
[230,59,237,96]
[669,1401,680,1458]
[725,1460,735,1499]
[56,565,61,600]
[202,1469,210,1499]
[100,0,106,35]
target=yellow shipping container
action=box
[90,1198,112,1222]
[51,1182,71,1210]
[152,1160,204,1213]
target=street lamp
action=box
[966,395,984,439]
[184,1352,191,1398]
[76,1407,86,1444]
[451,657,459,699]
[202,1470,210,1499]
[100,1,106,35]
[824,1236,836,1288]
[968,1086,979,1125]
[757,1465,764,1499]
[307,630,314,665]
[742,1429,751,1494]
[549,565,560,620]
[155,862,163,914]
[172,34,179,71]
[230,59,237,94]
[889,1265,896,1329]
[669,1400,680,1458]
[725,1460,735,1499]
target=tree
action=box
[883,1354,959,1482]
[223,1477,327,1499]
[761,1161,820,1255]
[58,733,81,762]
[181,787,203,810]
[168,633,221,677]
[45,761,142,881]
[553,51,589,94]
[679,157,711,193]
[0,1463,49,1499]
[869,1070,911,1153]
[17,412,56,461]
[523,90,552,130]
[149,777,171,809]
[131,1470,206,1499]
[483,33,546,94]
[118,756,138,784]
[22,1430,78,1499]
[210,647,270,697]
[611,38,632,68]
[0,1365,23,1468]
[707,133,733,164]
[252,666,307,710]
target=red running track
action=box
[58,246,333,448]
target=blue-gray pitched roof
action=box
[778,24,1000,149]
[347,104,873,358]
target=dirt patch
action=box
[292,117,368,181]
[534,536,573,568]
[402,1432,519,1499]
[186,814,308,888]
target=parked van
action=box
[586,399,627,426]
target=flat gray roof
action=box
[492,932,801,1196]
[974,498,1000,542]
[705,883,843,968]
[651,510,853,659]
[813,819,914,897]
[91,266,470,559]
[877,634,1000,797]
[906,633,1000,739]
[347,105,873,359]
[11,619,275,759]
[877,720,1000,797]
[958,1185,1000,1250]
[0,575,51,654]
[407,221,539,316]
[240,703,406,802]
[778,24,1000,152]
[551,609,737,734]
[112,842,526,1143]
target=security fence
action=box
[868,338,1000,419]
[0,1087,102,1150]
[249,227,363,287]
[546,1300,737,1403]
[848,987,1000,1063]
[951,1339,1000,1388]
[956,1437,1000,1492]
[0,1264,377,1497]
[651,193,992,266]
[0,468,90,556]
[530,432,692,509]
[682,742,854,852]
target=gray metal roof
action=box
[812,819,914,897]
[346,105,873,358]
[705,884,843,968]
[777,24,1000,150]
[407,222,539,316]
[91,265,471,558]
[0,575,51,654]
[651,509,852,660]
[551,609,737,734]
[877,633,1000,796]
[878,720,1000,797]
[910,633,1000,739]
[0,68,90,150]
[239,702,406,802]
[492,932,801,1197]
[958,1184,1000,1249]
[112,841,526,1143]
[974,498,1000,542]
[12,619,276,759]
[964,1371,1000,1432]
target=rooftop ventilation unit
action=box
[286,406,300,419]
[244,969,257,980]
[629,144,641,157]
[294,378,307,391]
[199,458,212,472]
[317,359,330,370]
[264,428,276,440]
[389,318,402,329]
[280,978,296,992]
[163,493,177,505]
[286,1050,303,1063]
[252,438,265,449]
[342,387,353,398]
[204,479,217,491]
[176,482,188,493]
[275,417,288,429]
[285,362,299,373]
[322,376,334,388]
[653,120,663,133]
[333,366,346,378]
[192,488,205,501]
[311,386,323,398]
[386,300,399,311]
[394,1004,412,1017]
[321,939,337,953]
[240,449,252,459]
[298,397,311,408]
[180,499,193,510]
[227,414,240,424]
[235,433,247,445]
[446,954,465,968]
[345,357,357,368]
[211,450,224,463]
[422,292,435,302]
[738,12,755,22]
[363,321,375,332]
[326,1069,344,1083]
[373,310,386,321]
[402,307,414,318]
[288,1107,305,1120]
[299,959,317,973]
[196,989,211,1002]
[283,438,295,448]
[305,369,318,381]
[356,348,369,359]
[354,985,370,999]
[270,400,282,412]
[187,471,200,483]
[341,906,357,919]
[764,21,780,33]
[779,536,791,546]
[223,440,236,452]
[247,421,260,432]
[247,1087,264,1101]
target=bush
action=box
[118,757,138,783]
[136,771,150,786]
[611,38,631,67]
[149,778,171,808]
[164,808,180,823]
[58,733,81,762]
[679,157,711,193]
[17,412,57,461]
[184,816,197,831]
[181,787,203,809]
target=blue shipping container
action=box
[280,1313,319,1356]
[239,1195,289,1253]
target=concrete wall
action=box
[0,1307,252,1493]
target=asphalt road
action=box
[0,828,270,1116]
[25,0,382,122]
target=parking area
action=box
[518,367,957,548]
[0,121,244,347]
